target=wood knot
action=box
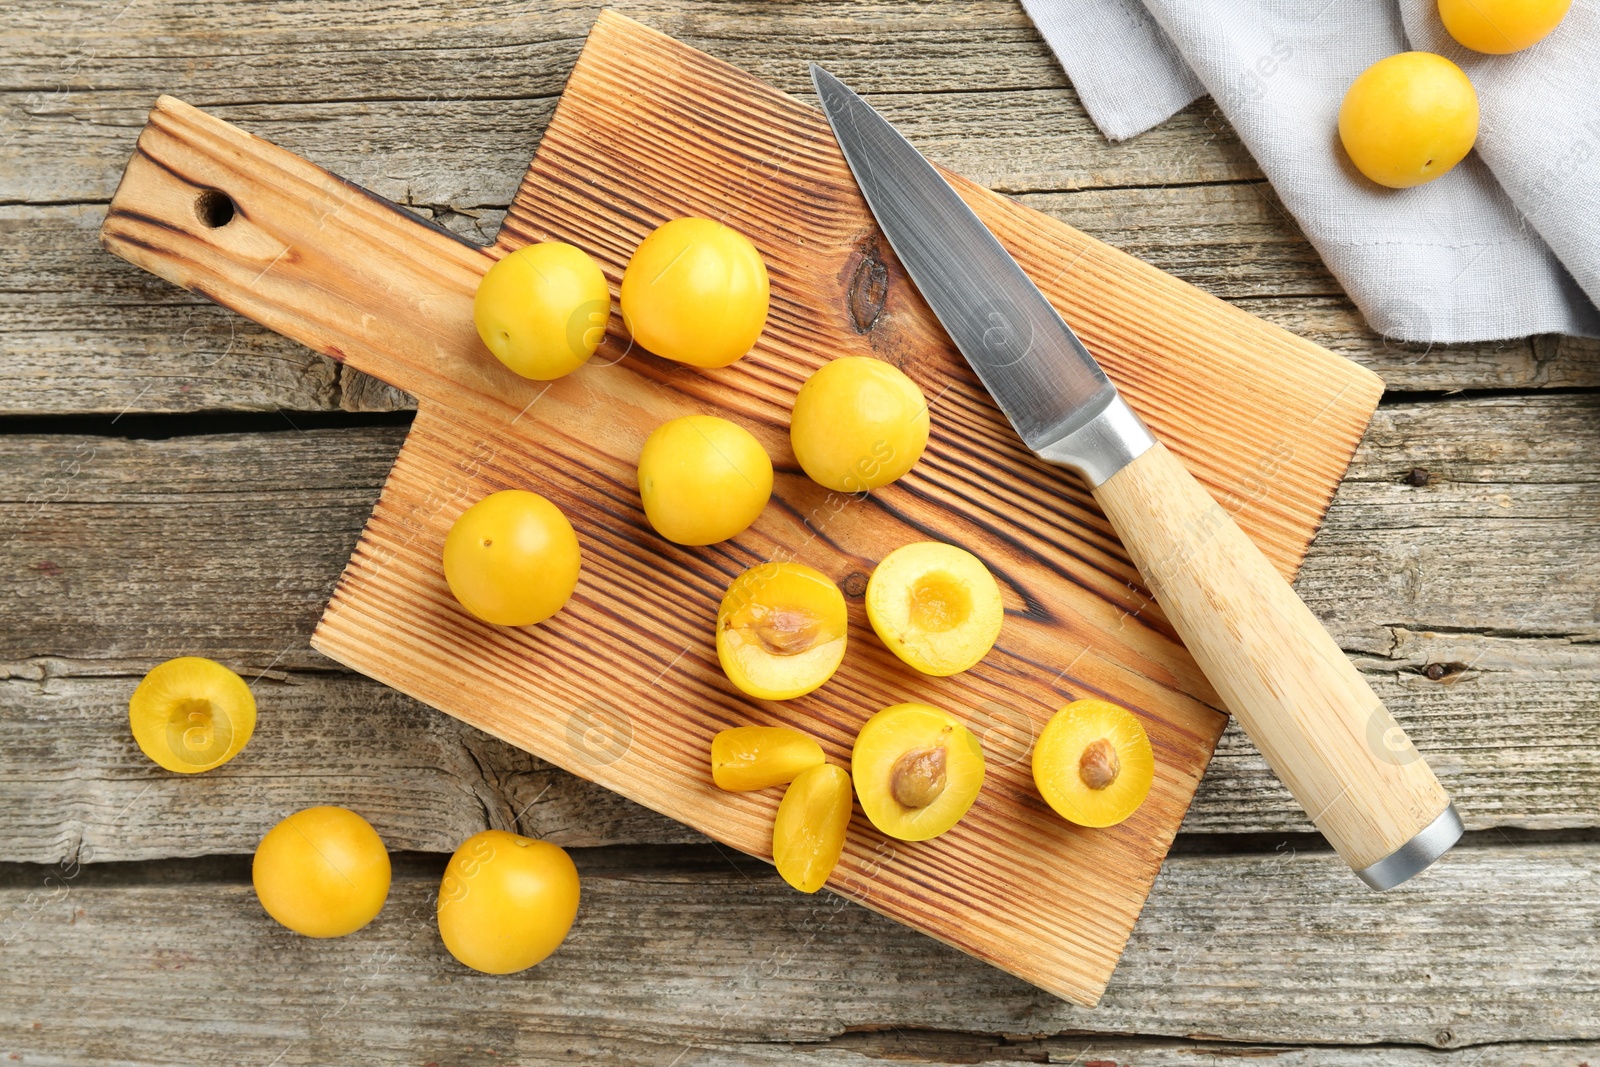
[847,237,889,334]
[841,571,869,598]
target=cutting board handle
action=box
[1094,441,1461,886]
[100,95,541,422]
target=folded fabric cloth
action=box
[1020,0,1600,343]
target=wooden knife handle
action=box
[1093,441,1459,885]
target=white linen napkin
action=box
[1020,0,1600,343]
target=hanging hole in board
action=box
[194,188,236,228]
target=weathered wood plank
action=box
[0,672,698,866]
[1,0,1248,206]
[5,998,1595,1067]
[1,428,395,673]
[1,0,1065,100]
[0,92,1246,208]
[1234,296,1600,391]
[1,392,1595,864]
[1,843,1595,1054]
[1299,394,1600,646]
[2,206,346,415]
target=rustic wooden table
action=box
[4,2,1597,1064]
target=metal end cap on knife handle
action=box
[1355,802,1464,891]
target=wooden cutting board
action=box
[100,11,1382,1006]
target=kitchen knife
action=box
[812,64,1462,890]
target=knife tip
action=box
[809,63,856,118]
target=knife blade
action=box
[808,65,1152,485]
[812,63,1462,891]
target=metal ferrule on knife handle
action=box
[1033,393,1155,484]
[1052,398,1462,889]
[813,63,1462,889]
